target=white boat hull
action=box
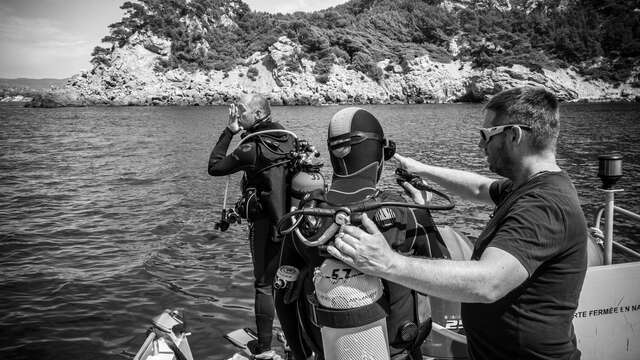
[574,262,640,359]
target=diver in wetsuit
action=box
[274,108,447,360]
[208,93,295,359]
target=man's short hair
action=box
[241,93,271,121]
[484,87,559,152]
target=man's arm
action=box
[208,127,243,176]
[386,247,527,303]
[208,104,253,176]
[328,214,528,303]
[394,154,495,205]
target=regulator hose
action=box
[237,129,299,146]
[277,201,454,243]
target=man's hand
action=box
[227,103,242,134]
[327,214,397,278]
[393,153,425,174]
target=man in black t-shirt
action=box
[328,87,588,360]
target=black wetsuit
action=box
[208,121,295,351]
[275,187,447,360]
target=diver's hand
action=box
[227,103,242,134]
[327,214,398,278]
[393,153,425,174]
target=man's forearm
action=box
[208,127,236,176]
[413,163,494,204]
[382,252,498,303]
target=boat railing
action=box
[592,205,640,264]
[592,154,640,265]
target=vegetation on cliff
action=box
[90,0,636,86]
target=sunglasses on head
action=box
[479,124,531,142]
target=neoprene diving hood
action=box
[328,107,395,179]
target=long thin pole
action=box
[221,176,230,209]
[604,190,615,265]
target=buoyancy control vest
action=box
[237,123,296,223]
[233,122,324,226]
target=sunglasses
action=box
[479,124,531,142]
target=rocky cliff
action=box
[31,34,639,107]
[29,0,640,108]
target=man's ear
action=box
[253,109,262,121]
[512,126,524,144]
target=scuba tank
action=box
[284,135,325,211]
[313,258,390,360]
[290,165,325,211]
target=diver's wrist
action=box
[384,251,404,279]
[226,126,240,135]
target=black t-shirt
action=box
[461,171,587,360]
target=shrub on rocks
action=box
[315,74,330,84]
[247,67,259,81]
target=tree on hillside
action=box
[91,0,639,82]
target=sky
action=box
[0,0,348,79]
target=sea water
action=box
[1,103,639,359]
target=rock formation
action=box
[30,35,640,107]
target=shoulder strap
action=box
[371,191,446,259]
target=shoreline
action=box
[5,97,639,108]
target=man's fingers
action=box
[392,153,407,167]
[337,232,359,248]
[327,245,354,266]
[361,213,381,235]
[341,215,381,236]
[341,224,365,237]
[334,236,357,258]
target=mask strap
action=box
[328,131,384,150]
